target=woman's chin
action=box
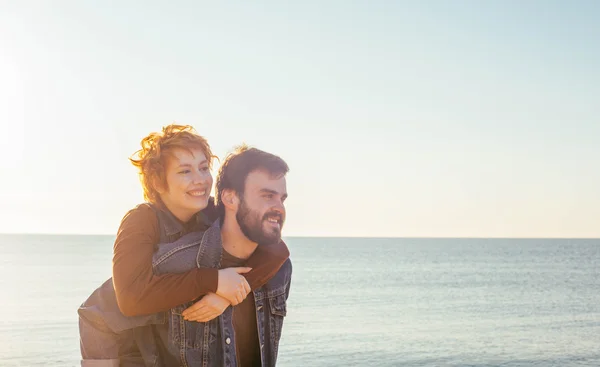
[188,197,210,211]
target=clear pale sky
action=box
[0,1,598,237]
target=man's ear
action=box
[221,189,240,211]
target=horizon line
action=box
[0,232,598,240]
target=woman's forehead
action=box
[167,147,207,164]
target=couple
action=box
[78,124,292,366]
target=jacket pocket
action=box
[170,303,207,351]
[268,293,287,317]
[267,292,287,360]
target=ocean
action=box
[1,235,599,366]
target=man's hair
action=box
[215,144,289,214]
[129,124,216,204]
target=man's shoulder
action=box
[154,220,219,268]
[279,257,292,274]
[266,257,292,291]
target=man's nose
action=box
[271,200,285,215]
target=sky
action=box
[0,1,598,237]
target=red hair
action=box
[129,124,216,203]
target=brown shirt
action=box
[221,250,261,367]
[112,203,290,316]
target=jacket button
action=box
[226,337,231,345]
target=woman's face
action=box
[159,147,213,222]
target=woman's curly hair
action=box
[129,124,217,203]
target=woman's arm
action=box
[112,205,220,316]
[182,240,290,322]
[243,240,290,290]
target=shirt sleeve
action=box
[242,240,290,290]
[111,204,219,316]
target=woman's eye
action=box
[178,170,190,174]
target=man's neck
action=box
[221,215,258,260]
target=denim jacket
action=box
[78,204,292,367]
[153,220,292,367]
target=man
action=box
[178,144,291,366]
[79,145,292,366]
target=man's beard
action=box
[236,198,282,246]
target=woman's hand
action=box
[182,293,231,323]
[216,267,252,305]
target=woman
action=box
[79,124,289,365]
